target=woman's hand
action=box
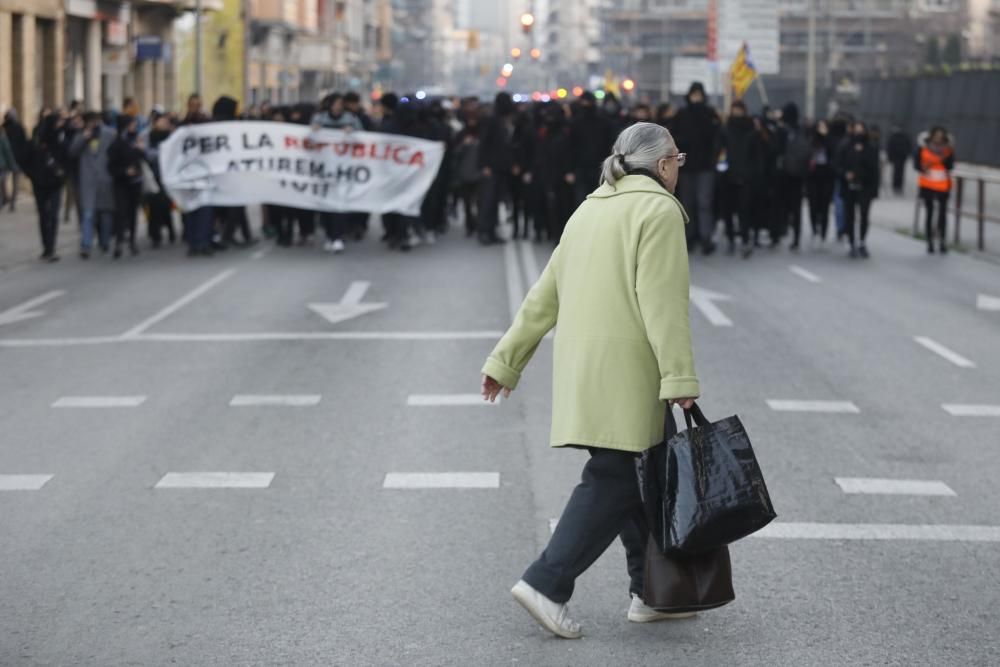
[481,375,512,403]
[669,397,696,410]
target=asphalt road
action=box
[1,214,999,666]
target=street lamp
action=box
[511,47,522,59]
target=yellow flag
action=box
[604,68,620,96]
[730,42,757,99]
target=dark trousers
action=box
[721,180,752,246]
[457,182,479,235]
[114,183,141,248]
[35,189,61,256]
[891,159,906,194]
[777,175,804,245]
[147,192,175,244]
[677,170,716,248]
[222,206,252,244]
[523,448,648,604]
[921,188,949,248]
[477,171,507,241]
[184,206,214,251]
[321,211,349,241]
[806,178,834,241]
[844,189,873,248]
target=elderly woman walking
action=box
[480,122,699,639]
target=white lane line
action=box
[789,265,822,283]
[383,472,500,489]
[121,269,238,338]
[503,240,525,324]
[752,522,1000,542]
[155,472,275,489]
[519,240,542,286]
[977,294,1000,311]
[942,404,1000,417]
[0,474,54,490]
[0,331,512,346]
[689,286,734,327]
[230,394,321,407]
[0,336,125,347]
[52,395,147,408]
[767,400,860,413]
[834,477,957,496]
[407,394,498,407]
[914,336,976,368]
[0,290,66,326]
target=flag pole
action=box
[754,75,769,107]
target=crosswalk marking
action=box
[0,474,54,490]
[407,394,498,407]
[752,522,1000,542]
[52,396,147,408]
[383,472,500,489]
[229,395,321,407]
[766,400,860,413]
[914,336,976,368]
[155,472,275,489]
[942,404,1000,417]
[789,265,822,283]
[834,477,956,496]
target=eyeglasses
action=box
[663,152,687,167]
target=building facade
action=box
[0,0,65,126]
[543,0,603,88]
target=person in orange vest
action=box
[915,126,955,254]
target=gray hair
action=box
[599,122,676,187]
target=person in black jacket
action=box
[107,115,145,258]
[671,82,722,254]
[3,109,29,212]
[568,92,614,206]
[805,119,836,243]
[718,101,758,256]
[837,121,880,258]
[476,92,518,245]
[886,126,911,196]
[22,112,67,261]
[524,102,574,243]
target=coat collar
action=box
[586,174,689,223]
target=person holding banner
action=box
[313,94,363,253]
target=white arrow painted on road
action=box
[0,290,65,327]
[309,281,387,325]
[977,294,1000,312]
[690,285,733,327]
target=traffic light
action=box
[530,48,541,60]
[511,47,522,59]
[622,78,635,92]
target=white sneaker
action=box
[628,594,697,623]
[331,239,345,254]
[511,580,582,639]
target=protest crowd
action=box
[0,84,955,263]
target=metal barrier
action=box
[911,170,1000,252]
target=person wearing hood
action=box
[107,114,146,258]
[670,81,722,254]
[569,91,615,206]
[144,113,177,247]
[718,101,759,256]
[774,102,811,250]
[477,92,519,245]
[524,101,574,242]
[836,121,879,258]
[22,112,68,261]
[915,126,955,254]
[212,96,256,248]
[69,112,117,257]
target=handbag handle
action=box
[682,402,709,433]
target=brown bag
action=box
[642,539,735,613]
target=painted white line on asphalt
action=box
[689,286,734,327]
[0,290,66,326]
[914,336,976,368]
[834,477,957,496]
[155,472,275,489]
[789,265,822,283]
[0,336,125,347]
[504,240,525,324]
[0,331,511,346]
[752,522,1000,542]
[383,472,500,489]
[0,474,54,490]
[230,394,321,407]
[121,268,238,338]
[942,404,1000,417]
[977,294,1000,311]
[519,240,542,286]
[767,400,860,413]
[52,395,147,408]
[407,394,498,407]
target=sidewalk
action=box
[0,199,81,273]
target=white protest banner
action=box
[158,122,445,216]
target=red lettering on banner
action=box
[281,136,427,167]
[334,143,350,156]
[409,152,425,166]
[285,136,300,148]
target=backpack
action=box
[782,128,811,178]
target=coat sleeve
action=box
[481,245,560,390]
[635,204,700,401]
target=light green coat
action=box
[482,174,699,453]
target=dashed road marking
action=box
[942,404,1000,417]
[0,290,66,326]
[914,336,976,368]
[52,395,147,408]
[752,522,1000,542]
[834,477,956,496]
[789,265,822,283]
[383,472,500,489]
[504,241,525,324]
[767,400,860,413]
[230,394,321,407]
[0,474,54,490]
[155,472,275,489]
[407,394,498,407]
